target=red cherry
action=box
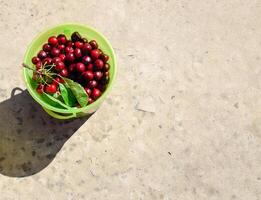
[75,41,83,49]
[65,53,75,62]
[82,70,94,81]
[32,57,40,64]
[66,40,73,47]
[104,71,109,77]
[95,59,104,70]
[43,43,52,52]
[101,75,109,85]
[55,61,65,71]
[97,84,105,92]
[45,84,57,94]
[76,62,85,73]
[89,40,98,49]
[68,63,76,72]
[48,36,58,46]
[59,54,66,61]
[87,63,93,71]
[43,57,52,65]
[94,71,103,80]
[82,55,92,65]
[91,88,101,100]
[82,38,88,43]
[58,44,65,51]
[36,84,44,94]
[65,46,74,54]
[88,97,94,104]
[57,34,67,44]
[60,68,69,77]
[87,80,98,89]
[104,63,110,71]
[51,48,60,57]
[90,49,101,60]
[38,50,47,60]
[74,48,82,58]
[35,62,42,70]
[101,54,109,62]
[82,43,92,54]
[52,57,62,63]
[53,77,63,86]
[84,87,92,96]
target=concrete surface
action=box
[0,0,261,199]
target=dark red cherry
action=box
[51,48,60,57]
[38,50,47,60]
[89,40,98,49]
[48,36,58,46]
[32,57,40,64]
[43,43,52,52]
[65,53,75,62]
[76,62,85,73]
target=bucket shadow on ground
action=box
[0,88,92,177]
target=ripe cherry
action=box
[52,57,62,63]
[58,44,65,51]
[65,46,74,54]
[59,54,66,61]
[75,41,83,49]
[51,48,60,57]
[82,38,88,43]
[89,40,98,49]
[71,32,82,42]
[76,62,85,73]
[66,40,73,47]
[82,70,94,81]
[82,43,92,54]
[101,75,109,85]
[95,59,104,70]
[87,80,98,89]
[60,68,69,77]
[45,84,57,94]
[68,63,76,72]
[32,57,40,64]
[88,97,94,104]
[87,63,93,71]
[42,43,51,52]
[66,53,75,62]
[43,57,52,65]
[35,62,42,70]
[82,55,92,65]
[104,63,110,71]
[104,71,109,77]
[53,77,64,86]
[90,49,101,60]
[101,54,109,62]
[74,48,82,58]
[57,34,67,44]
[48,36,58,46]
[92,88,101,100]
[98,84,106,92]
[55,61,65,71]
[36,84,44,94]
[94,71,103,80]
[84,87,92,96]
[38,50,47,60]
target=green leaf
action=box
[59,83,69,106]
[42,93,71,109]
[63,78,88,107]
[59,83,77,107]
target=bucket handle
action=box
[43,107,77,120]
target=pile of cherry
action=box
[31,32,110,104]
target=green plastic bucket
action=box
[23,23,117,119]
